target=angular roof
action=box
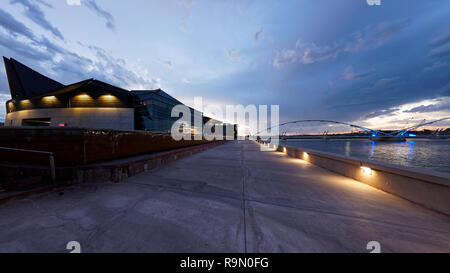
[131,89,183,105]
[3,57,133,101]
[3,57,65,99]
[28,78,132,100]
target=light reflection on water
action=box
[280,139,450,174]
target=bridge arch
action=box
[255,118,450,137]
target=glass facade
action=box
[132,89,202,133]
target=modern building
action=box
[132,89,203,133]
[3,57,236,137]
[3,57,135,130]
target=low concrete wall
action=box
[75,141,226,183]
[0,127,212,166]
[0,141,226,191]
[261,142,450,216]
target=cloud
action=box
[10,0,64,40]
[273,20,409,67]
[178,0,196,33]
[0,8,35,39]
[372,77,400,88]
[423,61,450,73]
[83,0,116,31]
[35,0,52,8]
[426,29,450,59]
[0,32,50,61]
[321,75,402,121]
[159,60,173,69]
[427,46,450,59]
[429,28,450,48]
[273,49,296,67]
[0,11,160,92]
[365,107,400,119]
[254,27,263,43]
[404,104,448,113]
[342,66,375,80]
[403,96,450,113]
[66,0,81,6]
[0,93,12,120]
[80,43,161,89]
[225,48,242,62]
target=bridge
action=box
[256,117,450,141]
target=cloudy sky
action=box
[0,0,449,130]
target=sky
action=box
[0,0,449,131]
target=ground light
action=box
[361,166,373,175]
[303,152,308,159]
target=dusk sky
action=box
[0,0,449,131]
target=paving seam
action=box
[239,142,249,253]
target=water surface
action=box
[280,139,450,174]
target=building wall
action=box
[4,107,134,130]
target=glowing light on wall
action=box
[7,101,14,112]
[75,94,92,99]
[42,96,56,101]
[283,147,287,153]
[98,94,119,106]
[100,94,117,100]
[72,93,94,107]
[361,166,373,175]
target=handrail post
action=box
[0,147,57,183]
[49,154,56,182]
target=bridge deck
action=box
[0,140,449,252]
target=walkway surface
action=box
[1,140,449,253]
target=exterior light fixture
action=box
[101,94,116,100]
[283,147,287,153]
[361,166,373,175]
[42,96,57,102]
[76,94,91,99]
[7,101,14,112]
[303,152,308,157]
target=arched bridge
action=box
[255,117,450,138]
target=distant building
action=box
[2,57,235,137]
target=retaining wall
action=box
[261,142,450,216]
[0,127,212,166]
[0,141,226,190]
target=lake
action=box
[280,139,450,174]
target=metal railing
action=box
[0,147,56,182]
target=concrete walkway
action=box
[0,140,449,253]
